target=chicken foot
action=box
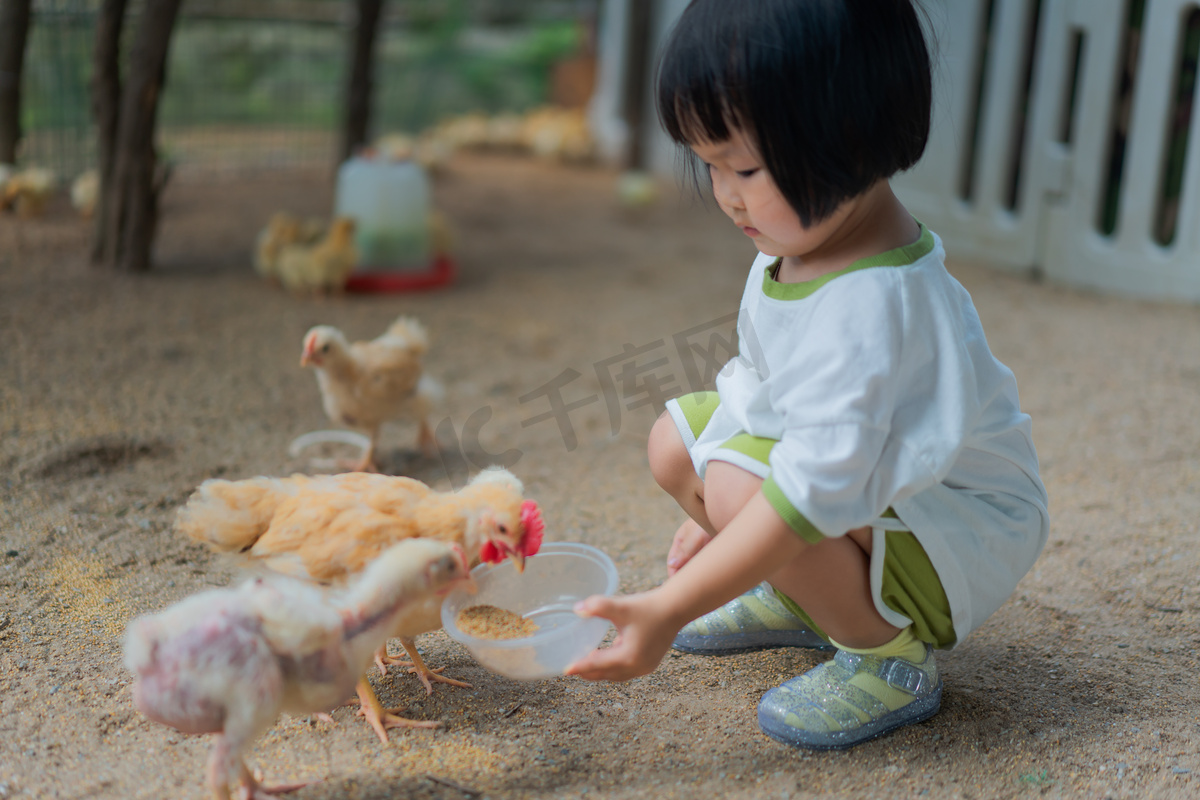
[336,422,435,472]
[236,764,314,800]
[207,735,313,800]
[354,677,441,744]
[349,433,381,473]
[376,638,472,694]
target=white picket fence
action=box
[897,0,1200,302]
[592,0,1200,303]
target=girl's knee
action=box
[648,412,692,492]
[703,461,764,531]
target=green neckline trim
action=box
[761,222,934,300]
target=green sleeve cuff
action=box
[762,477,825,544]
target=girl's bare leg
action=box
[648,411,714,533]
[703,460,900,650]
[649,412,716,574]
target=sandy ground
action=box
[1,153,1198,800]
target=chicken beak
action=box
[510,551,526,574]
[300,333,319,367]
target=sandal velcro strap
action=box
[881,659,930,695]
[835,651,930,696]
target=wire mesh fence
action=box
[20,0,96,181]
[19,0,596,183]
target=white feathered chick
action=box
[124,538,473,799]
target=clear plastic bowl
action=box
[441,542,618,680]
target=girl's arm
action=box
[566,491,807,682]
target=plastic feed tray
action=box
[441,543,618,680]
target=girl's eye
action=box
[736,168,759,178]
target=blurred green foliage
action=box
[162,21,346,127]
[19,0,589,176]
[162,14,582,130]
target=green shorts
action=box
[666,391,957,649]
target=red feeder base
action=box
[345,255,456,293]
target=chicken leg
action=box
[235,763,313,800]
[207,734,312,800]
[331,420,434,473]
[354,677,441,744]
[350,431,381,473]
[376,637,472,694]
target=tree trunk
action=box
[90,0,128,263]
[0,0,33,165]
[341,0,384,163]
[98,0,183,272]
[620,0,654,170]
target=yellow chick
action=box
[276,217,359,294]
[70,169,100,218]
[3,167,57,218]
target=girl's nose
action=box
[711,171,742,210]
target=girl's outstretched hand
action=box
[564,589,680,682]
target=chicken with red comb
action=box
[480,499,544,571]
[177,465,543,741]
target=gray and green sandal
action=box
[757,644,942,750]
[672,582,831,655]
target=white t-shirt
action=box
[689,225,1049,645]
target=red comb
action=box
[521,500,544,556]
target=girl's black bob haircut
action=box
[656,0,933,226]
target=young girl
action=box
[566,0,1049,751]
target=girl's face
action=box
[690,128,851,268]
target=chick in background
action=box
[254,212,326,283]
[276,216,359,295]
[70,169,99,218]
[522,105,593,163]
[300,316,438,473]
[2,167,56,218]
